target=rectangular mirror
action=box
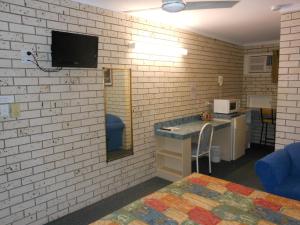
[104,68,133,162]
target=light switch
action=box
[0,104,10,118]
[0,96,14,104]
[10,103,21,118]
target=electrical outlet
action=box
[218,75,224,86]
[21,49,34,64]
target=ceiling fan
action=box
[124,0,240,13]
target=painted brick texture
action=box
[243,43,279,145]
[276,11,300,149]
[0,0,243,225]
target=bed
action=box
[90,173,300,225]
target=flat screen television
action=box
[51,31,98,68]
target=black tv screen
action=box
[51,31,98,68]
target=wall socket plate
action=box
[218,75,224,86]
[0,96,14,104]
[21,49,34,64]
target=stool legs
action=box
[265,123,268,145]
[260,123,264,145]
[260,122,275,145]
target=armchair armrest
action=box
[285,142,300,176]
[255,149,291,193]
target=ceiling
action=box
[72,0,300,45]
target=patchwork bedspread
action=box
[91,173,300,225]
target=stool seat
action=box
[262,118,273,124]
[260,108,276,145]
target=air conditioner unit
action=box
[244,53,273,74]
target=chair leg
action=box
[208,151,212,175]
[273,123,276,141]
[260,123,264,145]
[265,123,268,145]
[196,157,199,173]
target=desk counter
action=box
[155,119,231,140]
[154,116,232,181]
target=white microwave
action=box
[214,99,240,114]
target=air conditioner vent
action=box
[245,54,272,74]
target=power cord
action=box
[26,51,62,73]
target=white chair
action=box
[192,123,214,174]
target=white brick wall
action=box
[0,0,243,225]
[242,43,279,108]
[242,43,279,145]
[276,10,300,149]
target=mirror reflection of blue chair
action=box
[105,114,124,151]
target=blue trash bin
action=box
[105,114,124,151]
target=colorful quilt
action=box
[90,173,300,225]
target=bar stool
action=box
[191,123,214,174]
[260,108,276,145]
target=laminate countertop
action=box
[154,118,231,140]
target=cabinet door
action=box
[233,115,247,160]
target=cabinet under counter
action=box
[154,116,231,181]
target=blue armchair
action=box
[255,142,300,200]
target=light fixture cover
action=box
[129,41,188,57]
[162,0,186,12]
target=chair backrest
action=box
[260,108,275,124]
[196,123,214,156]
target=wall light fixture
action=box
[129,39,188,57]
